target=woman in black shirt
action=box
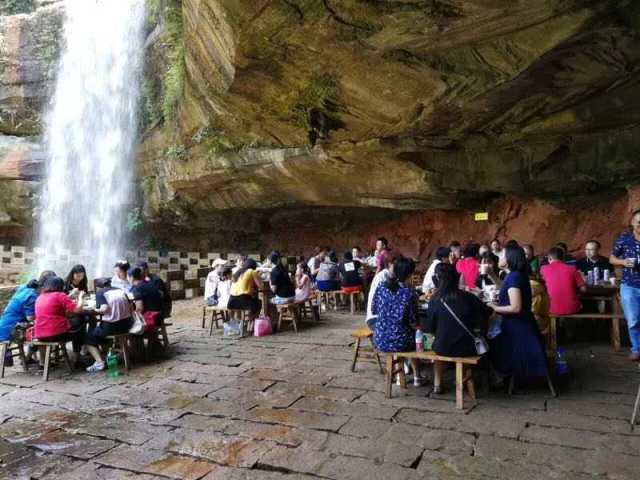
[424,263,491,393]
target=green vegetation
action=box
[0,0,34,15]
[166,143,186,160]
[127,207,145,233]
[191,125,211,144]
[292,73,340,128]
[162,44,185,123]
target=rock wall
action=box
[1,0,640,254]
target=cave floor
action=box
[1,298,639,479]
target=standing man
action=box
[610,210,640,361]
[576,240,612,278]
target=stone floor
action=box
[1,299,640,479]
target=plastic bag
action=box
[224,320,242,336]
[253,316,272,337]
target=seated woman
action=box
[316,250,340,292]
[0,271,55,365]
[34,276,85,365]
[295,262,312,302]
[424,263,491,393]
[64,264,90,362]
[269,251,296,304]
[111,260,131,292]
[204,259,227,306]
[372,256,422,386]
[228,259,263,320]
[84,278,133,373]
[475,252,502,297]
[340,251,363,294]
[488,245,551,388]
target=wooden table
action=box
[549,284,623,352]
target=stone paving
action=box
[1,298,640,479]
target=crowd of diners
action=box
[0,260,171,373]
[365,209,640,392]
[3,210,640,386]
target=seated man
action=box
[576,240,612,280]
[421,246,450,293]
[540,247,586,315]
[129,267,164,330]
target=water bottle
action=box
[603,269,610,282]
[106,349,120,378]
[555,347,569,376]
[415,329,424,352]
[424,333,435,351]
[587,270,594,285]
[593,267,600,283]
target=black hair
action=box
[505,245,528,273]
[344,251,353,261]
[232,258,258,282]
[115,260,130,273]
[297,261,310,275]
[37,270,56,289]
[548,247,565,261]
[490,238,501,246]
[377,237,389,247]
[523,244,534,252]
[385,256,415,292]
[129,267,144,281]
[328,250,338,263]
[65,264,88,293]
[585,239,601,249]
[352,246,361,252]
[463,243,480,259]
[480,252,499,269]
[269,251,281,265]
[432,262,461,302]
[221,267,233,279]
[43,276,65,293]
[136,261,149,271]
[505,239,519,248]
[449,240,461,248]
[435,246,451,261]
[94,277,112,289]
[555,242,568,252]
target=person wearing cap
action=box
[422,246,451,293]
[269,251,296,304]
[205,258,228,306]
[111,260,131,292]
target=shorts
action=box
[85,318,133,346]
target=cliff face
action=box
[2,0,640,253]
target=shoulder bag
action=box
[441,299,489,355]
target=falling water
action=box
[36,0,146,277]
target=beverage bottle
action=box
[424,333,435,351]
[106,349,120,378]
[603,269,610,282]
[593,267,600,284]
[587,271,594,285]
[555,347,569,376]
[415,329,424,352]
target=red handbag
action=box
[142,311,160,331]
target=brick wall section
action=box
[1,245,305,300]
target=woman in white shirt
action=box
[111,260,131,292]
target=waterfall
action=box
[36,0,146,277]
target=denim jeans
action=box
[620,284,640,353]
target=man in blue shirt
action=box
[0,282,38,342]
[610,209,640,361]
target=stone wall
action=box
[0,244,304,298]
[0,285,17,311]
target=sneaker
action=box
[86,362,105,373]
[403,361,411,375]
[413,377,423,387]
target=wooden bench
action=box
[0,340,28,378]
[31,340,73,381]
[320,291,342,311]
[383,351,481,409]
[351,327,383,373]
[202,306,227,336]
[549,313,625,352]
[298,294,319,322]
[343,289,364,314]
[276,303,301,333]
[107,334,132,372]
